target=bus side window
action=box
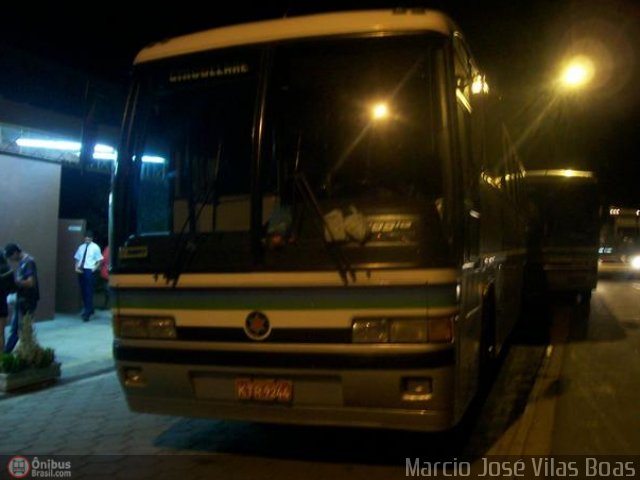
[454,35,479,261]
[453,36,476,191]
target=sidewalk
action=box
[1,309,114,397]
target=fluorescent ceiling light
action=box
[17,136,165,164]
[141,155,165,164]
[16,138,81,151]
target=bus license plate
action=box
[235,378,293,403]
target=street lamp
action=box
[370,102,389,121]
[559,56,595,90]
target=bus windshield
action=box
[265,35,442,203]
[115,34,448,272]
[526,180,600,247]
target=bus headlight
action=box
[630,255,640,270]
[352,318,389,343]
[148,318,178,338]
[352,317,453,343]
[116,315,177,339]
[390,319,428,342]
[118,317,147,338]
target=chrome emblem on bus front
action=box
[244,311,271,341]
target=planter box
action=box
[0,362,61,392]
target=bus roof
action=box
[134,9,459,65]
[524,169,596,181]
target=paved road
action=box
[551,279,640,454]
[0,364,543,480]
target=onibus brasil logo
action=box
[7,456,30,479]
[7,455,72,478]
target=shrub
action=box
[0,352,26,373]
[0,313,56,373]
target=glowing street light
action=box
[559,56,595,89]
[370,102,389,121]
[563,63,589,86]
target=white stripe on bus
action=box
[110,268,459,288]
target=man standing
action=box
[74,231,103,322]
[4,243,39,353]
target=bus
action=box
[599,207,640,277]
[110,9,526,431]
[523,169,600,299]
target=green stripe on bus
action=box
[114,285,457,310]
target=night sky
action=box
[1,0,639,206]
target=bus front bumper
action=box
[113,342,459,432]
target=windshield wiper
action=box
[163,142,223,287]
[293,172,355,286]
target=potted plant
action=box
[0,312,60,392]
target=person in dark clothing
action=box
[3,243,39,353]
[0,250,16,350]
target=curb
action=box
[0,362,115,401]
[488,307,570,455]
